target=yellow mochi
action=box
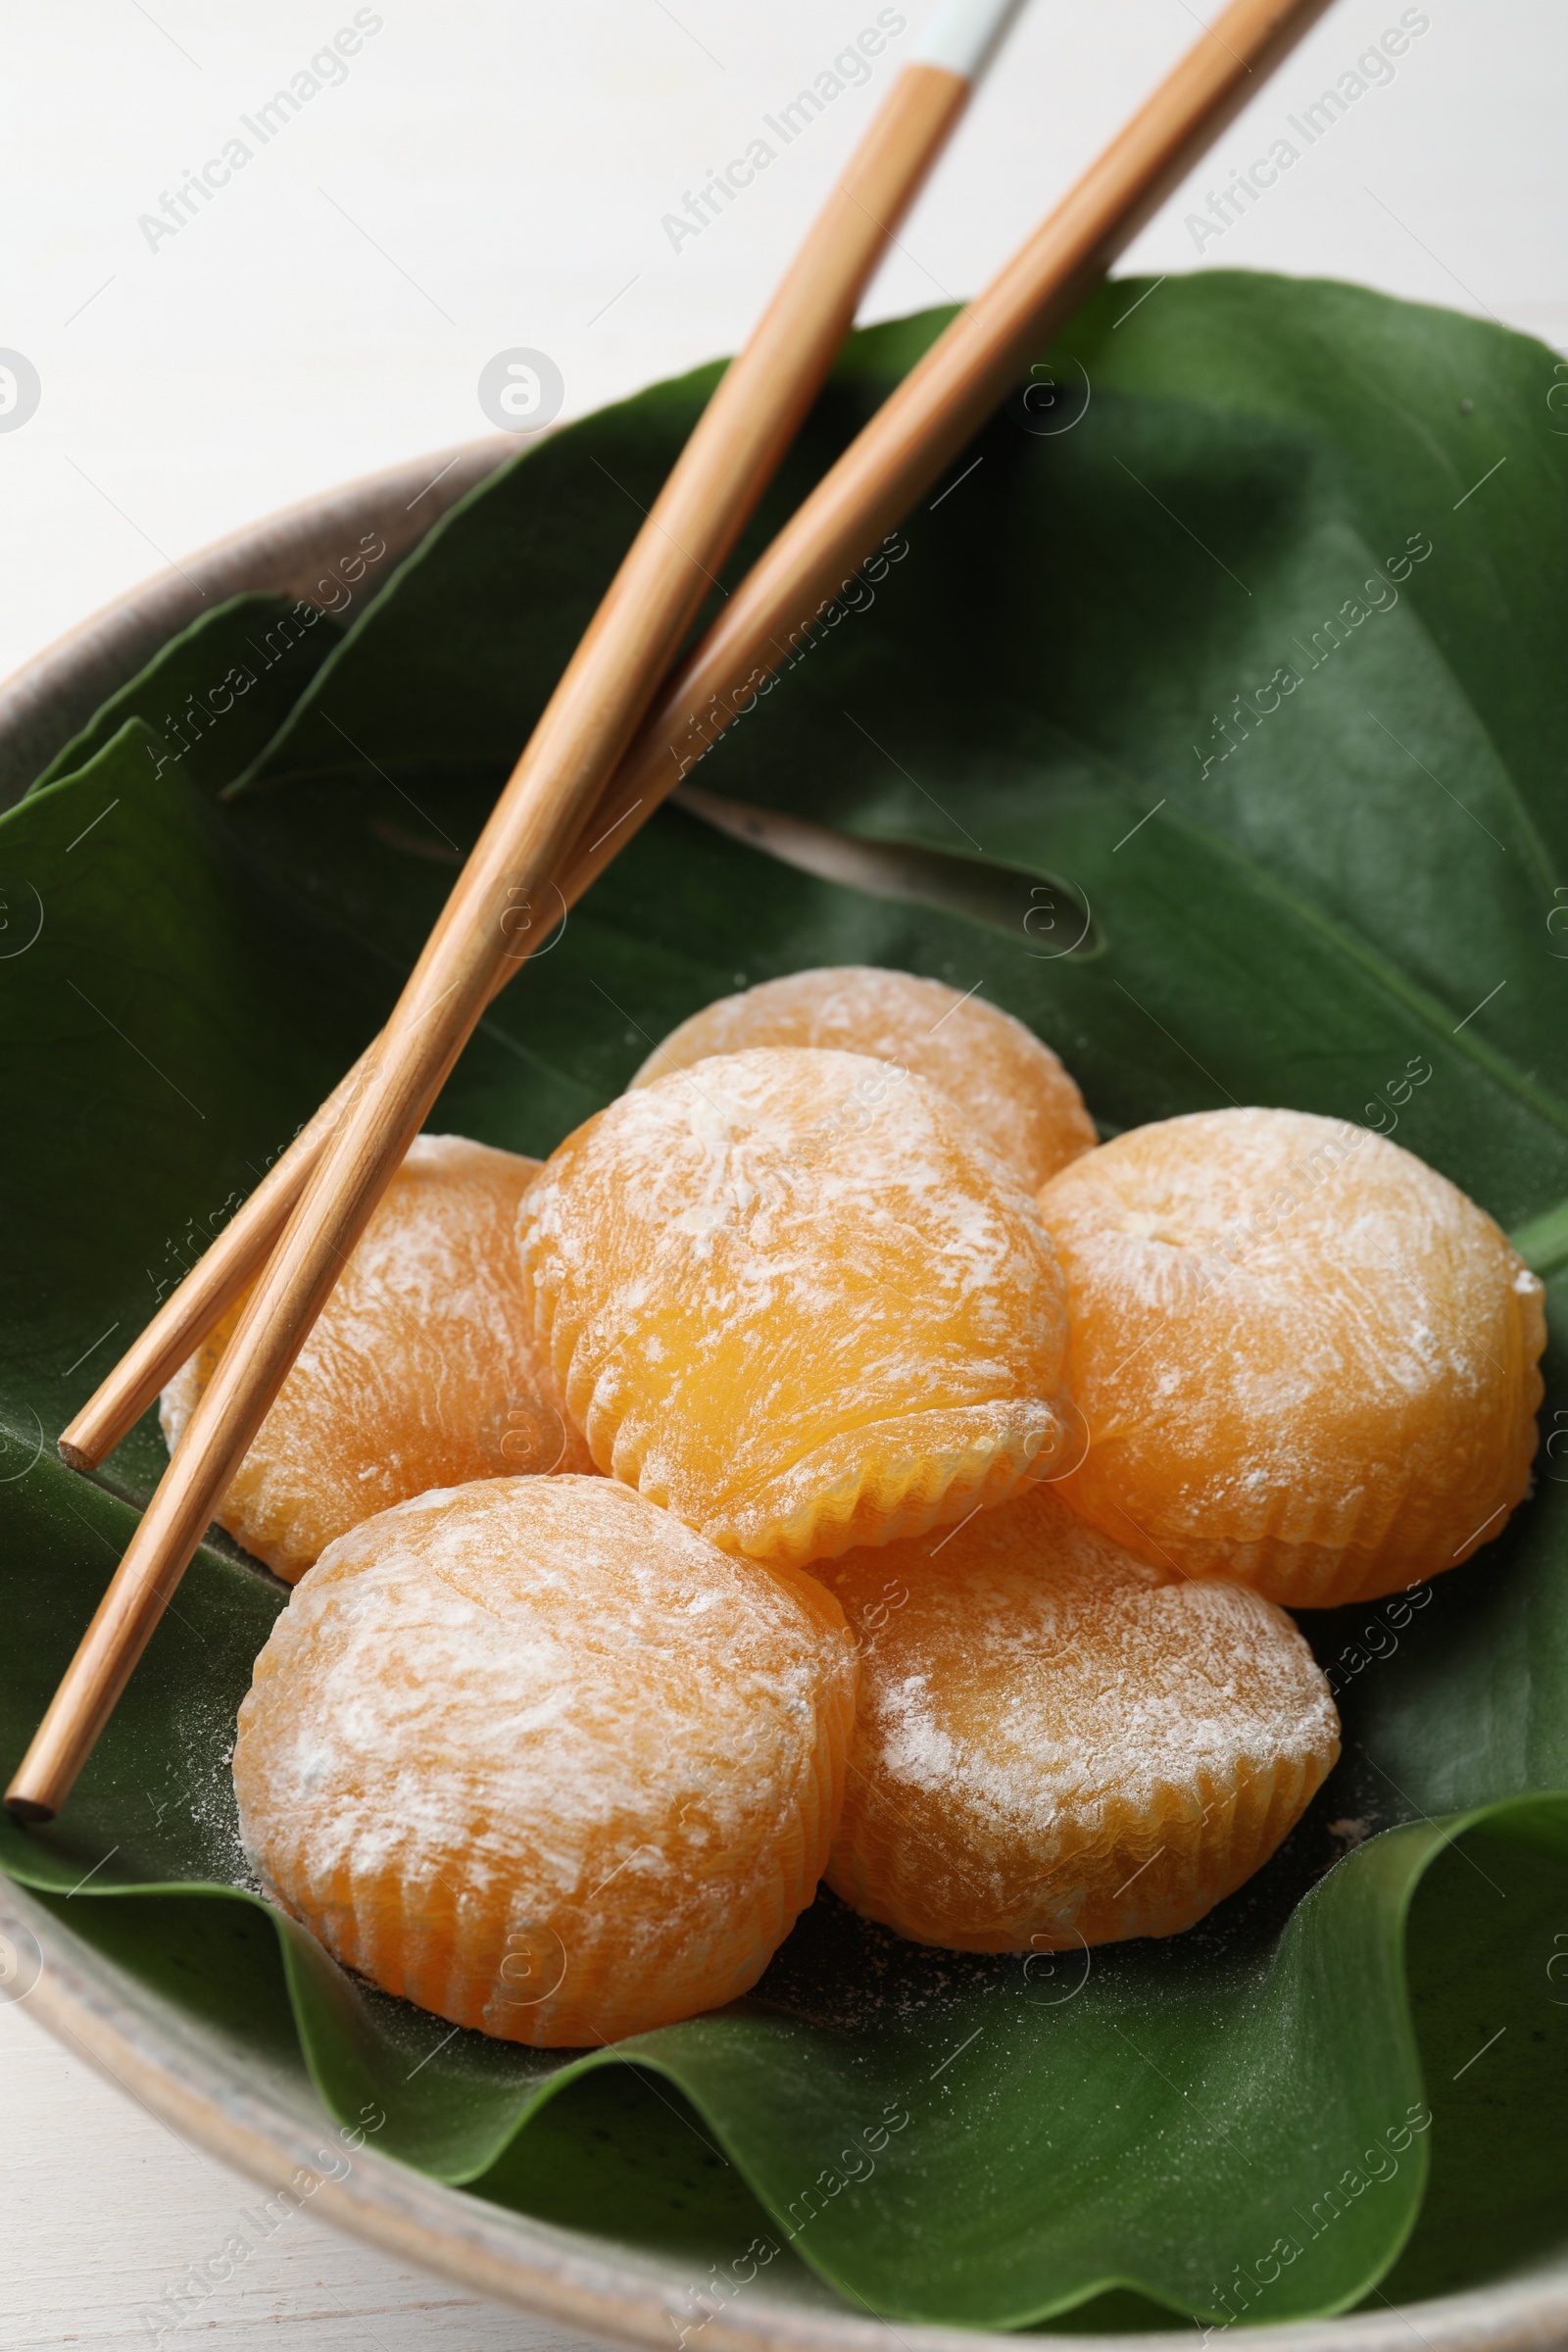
[233,1476,857,2046]
[631,965,1098,1190]
[519,1047,1073,1568]
[162,1133,592,1583]
[1037,1108,1546,1606]
[817,1485,1340,1953]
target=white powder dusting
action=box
[818,1485,1340,1951]
[519,1049,1073,1566]
[1036,1107,1545,1598]
[162,1134,593,1581]
[233,1475,858,2044]
[628,966,1098,1190]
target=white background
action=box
[4,0,1566,691]
[3,1,1564,2344]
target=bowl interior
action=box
[5,419,1568,2352]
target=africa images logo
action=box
[662,10,908,254]
[0,351,42,432]
[1184,9,1431,253]
[136,10,384,252]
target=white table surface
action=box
[3,2,1564,2344]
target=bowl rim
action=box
[4,441,1566,2352]
[0,432,513,810]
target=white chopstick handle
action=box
[912,0,1032,79]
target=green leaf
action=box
[3,272,1566,2328]
[28,592,347,802]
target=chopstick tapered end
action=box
[4,1788,56,1825]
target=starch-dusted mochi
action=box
[631,965,1097,1190]
[232,1476,857,2046]
[161,1134,592,1583]
[1036,1107,1546,1608]
[818,1484,1340,1952]
[520,1048,1072,1569]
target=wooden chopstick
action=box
[561,0,1341,907]
[55,7,1030,1483]
[10,3,1027,1821]
[61,0,1334,1489]
[13,0,1336,1825]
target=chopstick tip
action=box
[4,1789,57,1825]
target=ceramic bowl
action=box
[4,444,1565,2352]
